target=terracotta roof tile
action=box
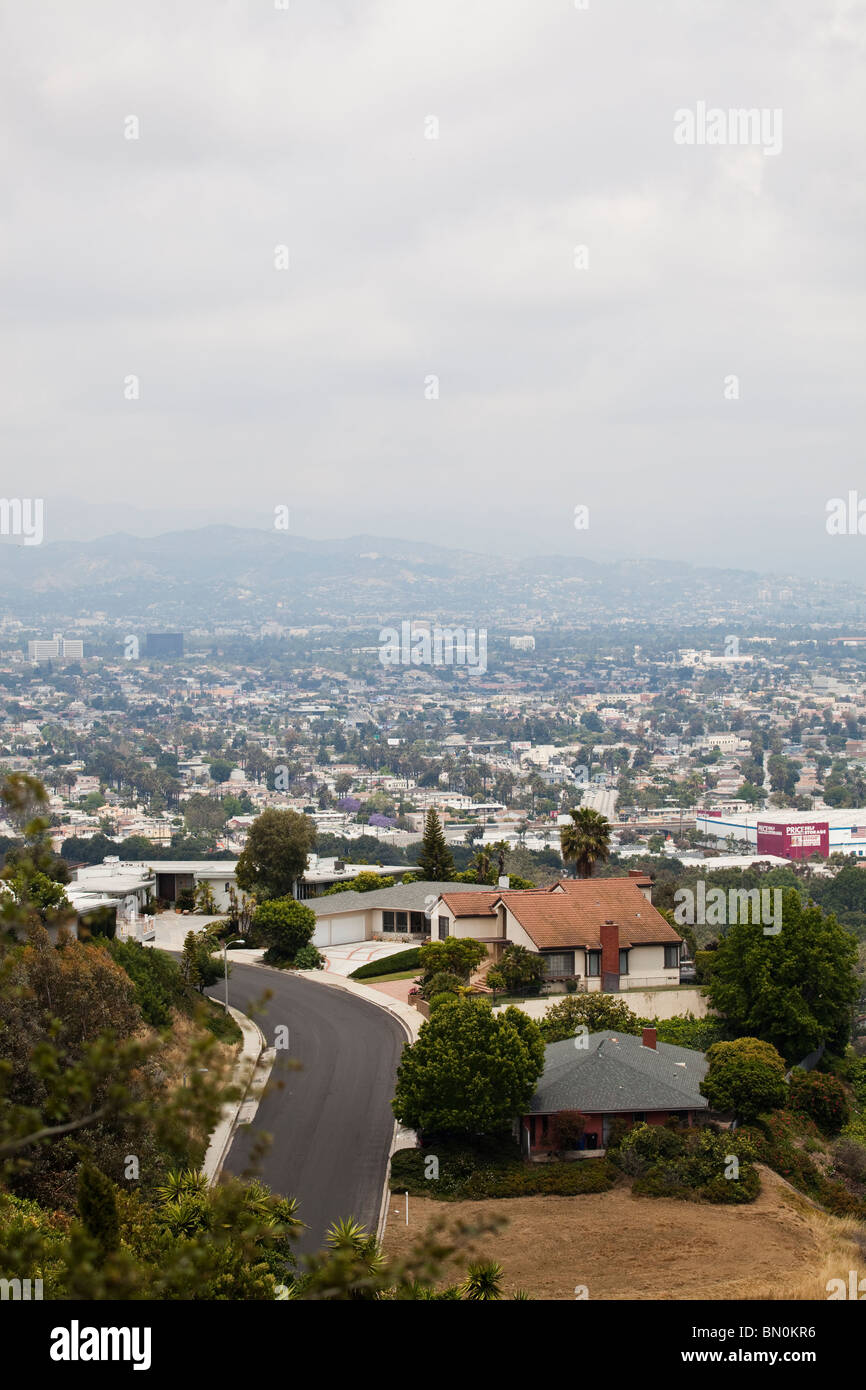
[500,880,680,950]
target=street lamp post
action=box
[222,939,245,1011]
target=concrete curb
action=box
[203,1004,272,1186]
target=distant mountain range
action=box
[1,526,865,627]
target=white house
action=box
[429,872,682,991]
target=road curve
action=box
[208,961,406,1255]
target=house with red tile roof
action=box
[428,871,682,991]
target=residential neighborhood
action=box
[0,0,862,1369]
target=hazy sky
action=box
[2,1,864,578]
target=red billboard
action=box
[756,821,829,860]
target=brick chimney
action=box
[642,1026,657,1050]
[600,920,619,990]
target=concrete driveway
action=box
[319,940,417,976]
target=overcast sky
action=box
[2,0,864,579]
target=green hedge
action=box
[390,1142,615,1201]
[350,948,421,979]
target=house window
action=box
[410,912,426,932]
[383,911,395,932]
[664,944,680,969]
[396,912,408,930]
[541,1116,549,1137]
[438,916,450,940]
[542,951,574,977]
[632,1112,646,1123]
[619,949,630,976]
[586,950,601,977]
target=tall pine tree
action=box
[416,810,455,881]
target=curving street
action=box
[208,961,406,1255]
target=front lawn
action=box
[363,968,420,983]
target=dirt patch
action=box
[383,1165,835,1300]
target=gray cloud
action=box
[2,0,864,578]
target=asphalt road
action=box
[207,961,406,1255]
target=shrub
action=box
[652,1013,726,1052]
[293,944,325,971]
[389,1143,615,1201]
[832,1138,866,1184]
[787,1069,851,1134]
[419,938,486,983]
[176,887,196,913]
[605,1116,635,1151]
[106,939,187,1027]
[429,992,461,1012]
[350,948,420,980]
[494,944,545,996]
[420,970,463,1002]
[552,1110,586,1153]
[700,1038,787,1122]
[612,1122,762,1205]
[739,1112,866,1218]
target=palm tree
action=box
[560,807,611,879]
[470,849,493,883]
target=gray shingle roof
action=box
[308,880,484,918]
[527,1031,708,1115]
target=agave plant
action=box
[459,1260,504,1301]
[322,1217,387,1294]
[156,1168,209,1204]
[159,1194,211,1238]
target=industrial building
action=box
[697,808,866,860]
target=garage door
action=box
[314,914,368,947]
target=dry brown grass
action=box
[382,1164,866,1301]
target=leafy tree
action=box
[560,807,611,878]
[180,929,223,992]
[208,759,235,784]
[252,897,316,963]
[700,1038,787,1122]
[235,809,316,900]
[419,937,486,982]
[703,891,859,1061]
[416,811,455,881]
[392,998,545,1135]
[538,993,642,1043]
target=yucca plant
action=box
[156,1168,209,1203]
[159,1194,211,1238]
[459,1259,504,1301]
